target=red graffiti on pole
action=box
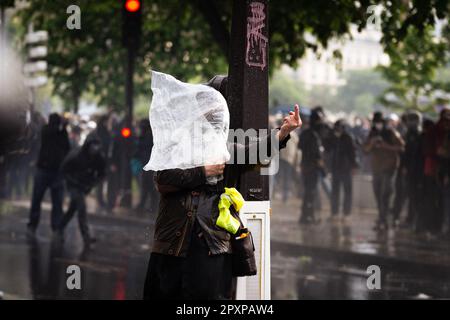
[246,2,268,70]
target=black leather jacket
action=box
[152,130,290,257]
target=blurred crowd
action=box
[0,110,158,246]
[270,106,450,237]
[1,105,449,244]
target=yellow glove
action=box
[216,188,244,234]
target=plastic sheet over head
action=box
[144,71,230,171]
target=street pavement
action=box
[270,197,450,299]
[0,200,152,299]
[1,185,450,299]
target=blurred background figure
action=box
[106,116,123,212]
[390,112,408,226]
[68,125,82,148]
[417,118,439,235]
[58,135,106,247]
[431,108,450,235]
[393,111,423,228]
[298,108,326,224]
[89,115,112,211]
[328,119,358,222]
[351,117,370,173]
[436,108,450,236]
[364,111,404,231]
[27,113,71,237]
[133,119,159,214]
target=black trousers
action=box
[28,169,64,231]
[331,171,352,216]
[59,187,90,241]
[96,180,106,207]
[418,176,442,233]
[300,168,320,222]
[372,170,394,224]
[404,175,422,226]
[143,226,233,300]
[107,170,120,210]
[391,169,407,220]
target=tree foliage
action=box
[12,0,450,112]
[378,25,449,112]
[269,69,388,116]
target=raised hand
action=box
[278,104,302,140]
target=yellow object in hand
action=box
[216,188,245,235]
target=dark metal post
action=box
[120,45,135,208]
[228,0,269,201]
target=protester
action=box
[351,116,370,173]
[364,111,404,231]
[134,119,159,213]
[419,118,441,235]
[438,109,450,235]
[68,125,82,148]
[58,135,106,246]
[390,113,408,225]
[90,115,112,209]
[395,111,423,228]
[27,113,71,236]
[328,119,358,221]
[436,108,450,234]
[142,73,302,300]
[298,109,325,224]
[106,118,123,211]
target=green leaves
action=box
[11,0,449,113]
[379,25,449,112]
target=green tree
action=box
[12,0,450,112]
[378,25,448,112]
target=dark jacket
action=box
[401,129,424,181]
[61,136,106,193]
[36,114,70,172]
[298,127,323,171]
[134,127,153,165]
[94,123,111,157]
[328,132,358,174]
[152,130,290,257]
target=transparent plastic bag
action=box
[143,71,230,178]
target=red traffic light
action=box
[125,0,141,12]
[121,127,132,138]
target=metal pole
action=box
[121,45,135,208]
[228,0,269,201]
[228,0,271,300]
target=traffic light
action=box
[122,0,142,49]
[121,127,132,138]
[125,0,140,12]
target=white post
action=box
[236,201,271,300]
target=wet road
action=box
[271,254,450,300]
[1,200,450,300]
[270,196,450,300]
[0,203,152,299]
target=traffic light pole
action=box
[120,0,141,208]
[120,43,135,208]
